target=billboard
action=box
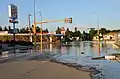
[8,4,18,19]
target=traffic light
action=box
[32,24,36,34]
[69,17,72,24]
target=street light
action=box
[33,0,37,50]
[97,15,100,56]
[36,11,43,52]
[28,14,32,42]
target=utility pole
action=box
[28,14,32,42]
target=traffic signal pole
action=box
[34,17,72,51]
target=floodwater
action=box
[41,41,120,57]
[1,41,120,58]
[1,41,120,79]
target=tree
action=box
[4,26,8,31]
[65,28,71,37]
[25,27,29,33]
[64,28,72,42]
[100,28,107,34]
[20,28,26,33]
[89,29,97,41]
[16,28,19,33]
[36,26,40,33]
[55,27,61,41]
[8,26,11,31]
[56,27,61,34]
[45,28,49,33]
[0,26,2,31]
[75,27,77,32]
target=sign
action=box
[8,4,18,19]
[9,19,18,23]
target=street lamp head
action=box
[28,14,32,16]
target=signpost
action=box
[8,4,18,46]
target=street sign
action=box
[8,4,18,19]
[9,19,18,23]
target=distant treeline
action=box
[56,27,120,42]
[0,25,49,33]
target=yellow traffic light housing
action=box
[69,17,72,24]
[32,24,36,34]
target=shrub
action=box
[0,40,3,44]
[0,45,2,49]
[4,40,10,44]
[17,41,33,46]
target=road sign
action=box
[9,19,18,23]
[8,4,18,19]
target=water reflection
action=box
[1,41,120,58]
[39,41,120,57]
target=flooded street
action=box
[42,41,120,57]
[1,41,120,60]
[0,41,120,79]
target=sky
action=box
[0,0,120,31]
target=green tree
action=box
[100,28,107,34]
[89,29,97,40]
[56,27,61,41]
[64,28,71,42]
[0,26,2,31]
[16,28,19,33]
[56,27,61,34]
[74,30,81,37]
[4,26,8,31]
[36,26,40,33]
[20,28,26,33]
[8,26,11,31]
[75,27,77,32]
[65,28,71,38]
[45,28,49,33]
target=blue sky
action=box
[0,0,120,31]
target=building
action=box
[115,32,120,45]
[0,31,8,35]
[61,27,65,35]
[103,32,118,41]
[93,32,118,41]
[93,33,103,41]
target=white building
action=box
[0,31,8,35]
[103,32,118,41]
[61,27,65,35]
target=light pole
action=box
[28,14,32,42]
[37,11,43,52]
[97,16,100,56]
[33,0,37,50]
